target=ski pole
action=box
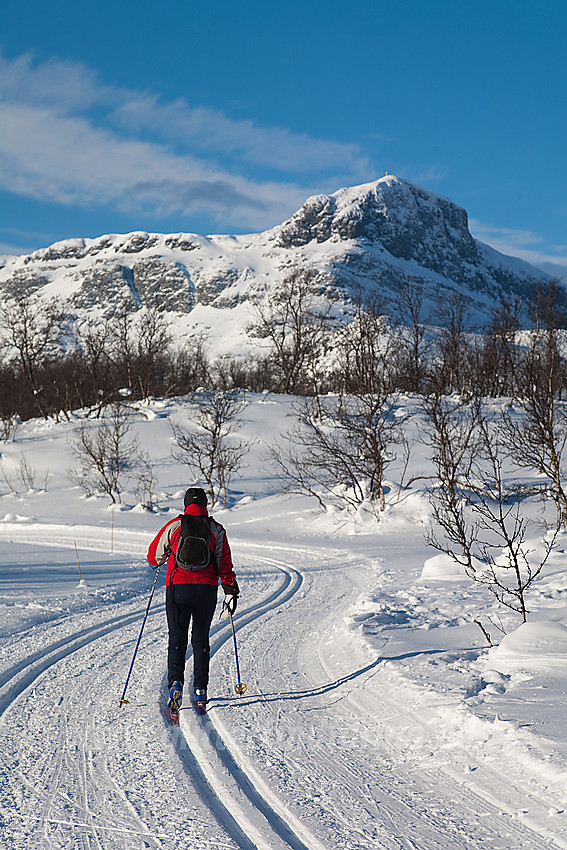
[227,606,247,696]
[119,562,162,707]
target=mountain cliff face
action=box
[0,176,546,353]
[275,179,542,303]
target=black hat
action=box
[184,487,208,507]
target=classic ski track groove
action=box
[0,611,168,848]
[0,604,162,719]
[0,535,302,849]
[321,654,567,850]
[310,651,563,850]
[198,547,564,850]
[171,558,321,850]
[3,527,560,847]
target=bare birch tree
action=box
[500,280,567,528]
[68,403,145,503]
[0,291,66,419]
[426,399,557,628]
[248,267,332,395]
[171,391,249,507]
[269,391,406,515]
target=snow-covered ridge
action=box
[0,175,548,352]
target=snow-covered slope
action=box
[0,176,547,355]
[0,394,566,848]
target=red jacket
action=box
[147,503,236,587]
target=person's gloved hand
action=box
[222,579,240,614]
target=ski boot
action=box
[193,688,207,715]
[167,681,183,723]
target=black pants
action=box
[166,584,218,690]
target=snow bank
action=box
[420,553,468,581]
[1,513,32,522]
[490,621,567,671]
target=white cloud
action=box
[0,51,114,113]
[0,243,29,256]
[400,165,451,186]
[0,51,371,229]
[109,95,370,176]
[470,219,567,272]
[0,102,308,229]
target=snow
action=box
[490,621,567,669]
[0,175,551,366]
[420,553,468,580]
[1,393,567,848]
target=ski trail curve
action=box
[0,534,301,849]
[198,544,565,850]
[0,604,162,720]
[173,557,327,850]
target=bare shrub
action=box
[68,403,144,502]
[17,457,36,491]
[422,392,481,573]
[133,455,158,510]
[425,399,557,627]
[269,392,407,515]
[0,415,18,442]
[171,391,250,507]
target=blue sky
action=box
[1,0,566,273]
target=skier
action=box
[147,487,239,716]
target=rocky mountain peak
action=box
[0,175,548,356]
[277,175,477,270]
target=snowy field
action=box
[0,393,567,849]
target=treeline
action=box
[3,269,567,630]
[0,269,566,432]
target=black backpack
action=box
[175,514,212,571]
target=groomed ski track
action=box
[0,523,564,849]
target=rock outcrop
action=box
[0,175,546,353]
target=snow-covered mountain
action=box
[0,175,548,353]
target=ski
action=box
[166,681,183,724]
[193,687,208,715]
[194,698,207,715]
[160,701,180,726]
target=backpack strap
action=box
[208,516,223,577]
